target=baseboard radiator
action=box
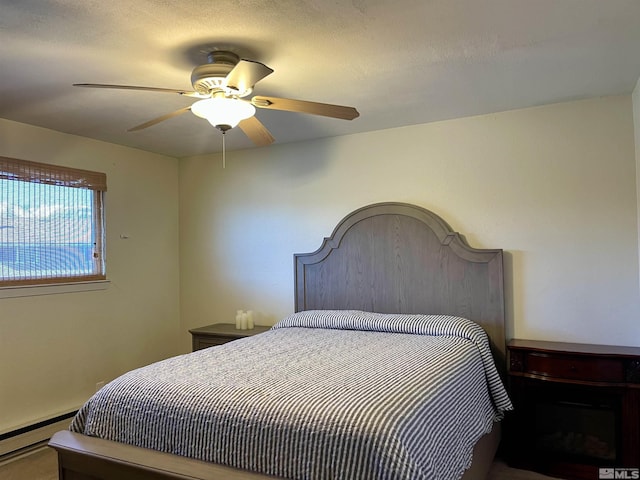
[0,412,76,459]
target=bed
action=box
[49,202,511,480]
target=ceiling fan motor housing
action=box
[190,51,251,97]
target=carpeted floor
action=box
[0,446,563,480]
[0,447,57,480]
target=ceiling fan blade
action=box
[251,96,359,120]
[73,83,205,98]
[226,60,274,94]
[238,116,275,146]
[127,106,192,132]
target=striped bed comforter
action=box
[70,311,512,480]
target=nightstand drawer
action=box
[524,352,624,383]
[193,337,232,350]
[189,323,271,352]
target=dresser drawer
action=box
[525,352,625,383]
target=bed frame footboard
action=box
[48,431,276,480]
[49,425,499,480]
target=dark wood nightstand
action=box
[189,323,271,351]
[506,339,640,480]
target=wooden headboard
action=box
[294,202,506,364]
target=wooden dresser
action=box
[189,323,271,351]
[506,339,640,480]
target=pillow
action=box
[273,309,488,342]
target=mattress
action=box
[70,311,512,480]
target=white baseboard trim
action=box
[0,442,50,466]
[0,413,75,459]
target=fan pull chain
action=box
[222,131,226,169]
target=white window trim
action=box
[0,280,110,299]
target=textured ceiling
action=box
[1,0,639,158]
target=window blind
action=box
[0,157,107,190]
[0,156,106,286]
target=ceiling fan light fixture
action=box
[191,97,256,129]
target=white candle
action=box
[240,313,248,330]
[246,310,254,330]
[235,310,244,329]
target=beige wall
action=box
[0,119,180,434]
[180,95,640,351]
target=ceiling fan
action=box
[73,50,360,147]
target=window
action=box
[0,156,106,287]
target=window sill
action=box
[0,280,110,299]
